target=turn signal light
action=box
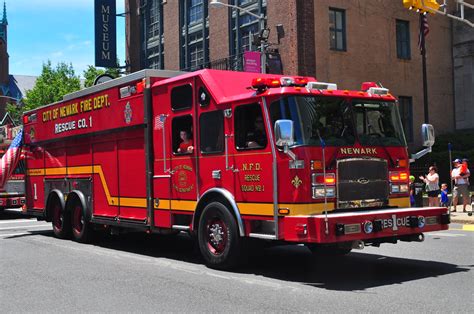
[312,173,336,185]
[390,171,409,182]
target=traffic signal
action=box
[403,0,440,14]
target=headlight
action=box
[399,184,408,193]
[312,187,335,198]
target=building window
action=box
[329,8,346,51]
[142,0,164,69]
[180,0,209,71]
[398,96,413,142]
[200,111,224,154]
[235,103,267,150]
[229,0,266,70]
[396,20,411,60]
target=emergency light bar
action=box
[367,87,389,96]
[306,81,338,91]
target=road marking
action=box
[426,232,466,237]
[0,219,40,224]
[0,232,30,238]
[462,225,474,231]
[0,225,51,231]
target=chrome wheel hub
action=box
[209,223,224,246]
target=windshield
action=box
[353,100,406,146]
[270,96,406,147]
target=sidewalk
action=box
[449,204,474,224]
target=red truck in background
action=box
[22,69,449,269]
[0,124,25,212]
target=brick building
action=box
[125,0,468,148]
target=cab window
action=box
[200,110,224,154]
[171,84,193,110]
[235,103,267,150]
[172,115,194,154]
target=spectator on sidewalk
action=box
[420,165,440,207]
[409,175,416,207]
[440,183,449,207]
[451,158,470,212]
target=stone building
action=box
[125,0,471,148]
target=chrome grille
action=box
[337,158,389,208]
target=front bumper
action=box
[0,196,26,208]
[282,207,450,243]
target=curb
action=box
[450,215,474,224]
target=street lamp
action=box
[209,0,267,73]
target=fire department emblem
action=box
[172,164,194,193]
[291,175,302,188]
[124,102,132,124]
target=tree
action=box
[83,65,121,88]
[7,60,81,123]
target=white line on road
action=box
[0,225,51,231]
[426,233,466,237]
[0,219,41,224]
[0,232,30,238]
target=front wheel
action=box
[198,202,242,269]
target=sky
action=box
[6,0,126,77]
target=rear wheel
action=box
[50,195,71,239]
[70,197,94,243]
[198,202,242,269]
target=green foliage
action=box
[411,130,474,189]
[7,61,81,123]
[83,65,120,88]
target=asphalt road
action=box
[1,209,473,313]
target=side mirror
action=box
[275,119,294,147]
[421,124,435,147]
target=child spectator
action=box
[440,183,449,207]
[460,158,469,177]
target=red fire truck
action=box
[22,69,449,269]
[0,125,25,212]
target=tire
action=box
[306,243,352,256]
[50,195,71,239]
[198,202,242,269]
[70,196,94,243]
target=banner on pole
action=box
[95,0,117,68]
[243,51,261,73]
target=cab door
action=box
[232,102,274,218]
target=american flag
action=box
[154,114,167,130]
[0,128,23,188]
[418,13,430,55]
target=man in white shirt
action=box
[451,159,470,212]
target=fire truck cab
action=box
[22,69,449,269]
